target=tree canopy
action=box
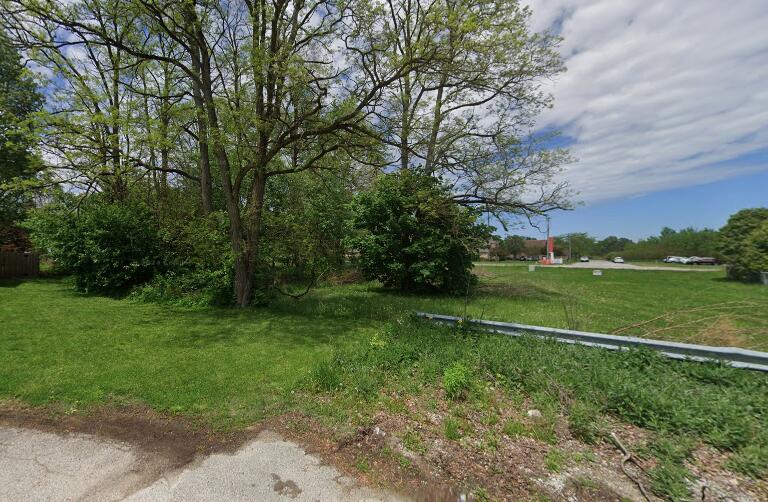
[3,0,571,304]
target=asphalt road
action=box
[556,259,721,271]
[0,426,405,502]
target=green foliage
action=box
[260,168,351,286]
[727,440,768,479]
[0,29,43,240]
[493,234,528,259]
[311,359,343,392]
[24,199,162,293]
[595,235,633,256]
[308,316,768,484]
[442,362,472,400]
[555,233,597,259]
[568,401,604,444]
[0,29,43,181]
[444,417,462,440]
[544,448,566,473]
[130,269,233,307]
[719,208,768,282]
[348,170,489,294]
[130,209,235,306]
[647,461,693,501]
[621,227,720,261]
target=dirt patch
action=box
[327,268,365,285]
[266,412,458,501]
[275,394,657,501]
[0,400,250,466]
[686,316,754,347]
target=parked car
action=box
[612,256,625,263]
[688,256,718,265]
[663,256,685,263]
[580,256,590,262]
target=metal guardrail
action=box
[416,312,768,372]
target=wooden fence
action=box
[0,251,40,279]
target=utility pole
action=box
[546,215,552,262]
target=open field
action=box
[2,268,768,500]
[2,266,767,423]
[273,262,768,350]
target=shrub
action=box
[130,268,233,307]
[718,207,768,282]
[740,221,768,279]
[25,200,162,293]
[443,362,472,400]
[347,170,489,294]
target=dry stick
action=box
[611,301,761,335]
[610,432,651,502]
[642,314,732,337]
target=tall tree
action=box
[373,0,570,222]
[0,28,43,245]
[6,0,428,305]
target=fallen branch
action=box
[610,432,651,502]
[612,301,763,335]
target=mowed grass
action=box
[1,263,766,426]
[271,262,768,350]
[0,279,375,426]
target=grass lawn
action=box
[2,266,767,425]
[0,279,375,426]
[2,267,767,499]
[272,262,768,350]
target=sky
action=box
[513,0,768,239]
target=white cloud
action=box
[524,0,768,203]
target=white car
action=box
[580,256,590,262]
[612,256,625,263]
[664,256,685,263]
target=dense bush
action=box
[718,207,768,282]
[348,170,489,294]
[25,199,162,293]
[259,169,351,288]
[130,268,233,307]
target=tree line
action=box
[0,0,571,304]
[492,211,768,282]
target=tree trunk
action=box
[186,6,253,306]
[192,81,214,214]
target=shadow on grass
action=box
[0,279,22,288]
[474,282,561,301]
[150,307,369,349]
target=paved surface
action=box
[555,259,721,272]
[0,426,405,502]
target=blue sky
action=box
[505,0,768,240]
[511,170,768,240]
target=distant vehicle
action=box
[688,256,718,265]
[580,256,590,262]
[612,256,625,263]
[663,256,686,263]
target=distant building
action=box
[520,239,547,259]
[0,226,32,253]
[478,238,500,260]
